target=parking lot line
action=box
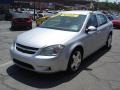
[0,61,13,67]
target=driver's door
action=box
[83,14,100,57]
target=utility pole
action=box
[96,0,99,10]
[105,0,108,10]
[90,0,94,10]
[33,0,36,21]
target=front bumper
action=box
[11,22,32,28]
[10,45,67,73]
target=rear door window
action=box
[96,14,108,26]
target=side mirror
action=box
[86,26,97,32]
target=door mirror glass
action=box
[86,26,97,32]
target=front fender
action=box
[65,42,84,62]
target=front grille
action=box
[16,43,39,54]
[15,18,29,22]
[13,59,34,70]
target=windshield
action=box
[13,12,31,18]
[40,13,86,32]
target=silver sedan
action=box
[10,11,113,73]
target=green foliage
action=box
[97,2,120,11]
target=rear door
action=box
[96,14,110,48]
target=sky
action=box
[99,0,120,2]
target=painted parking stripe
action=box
[0,61,13,67]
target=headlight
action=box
[13,39,16,47]
[39,45,65,56]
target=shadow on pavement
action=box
[113,27,120,30]
[9,27,32,31]
[7,46,111,89]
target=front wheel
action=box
[10,26,14,31]
[67,49,82,73]
[28,26,32,30]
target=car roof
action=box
[59,10,102,15]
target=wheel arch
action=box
[69,44,84,60]
[66,44,84,72]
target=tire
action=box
[10,26,14,31]
[27,26,32,30]
[67,48,82,73]
[106,34,112,48]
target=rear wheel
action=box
[106,34,112,48]
[67,49,82,73]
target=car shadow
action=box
[9,27,32,31]
[7,46,111,89]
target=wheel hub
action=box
[71,51,81,71]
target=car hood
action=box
[112,20,120,23]
[16,27,77,48]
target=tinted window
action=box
[87,14,98,27]
[96,14,108,26]
[116,16,120,20]
[112,15,120,20]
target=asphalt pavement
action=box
[0,21,120,90]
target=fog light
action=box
[37,66,51,71]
